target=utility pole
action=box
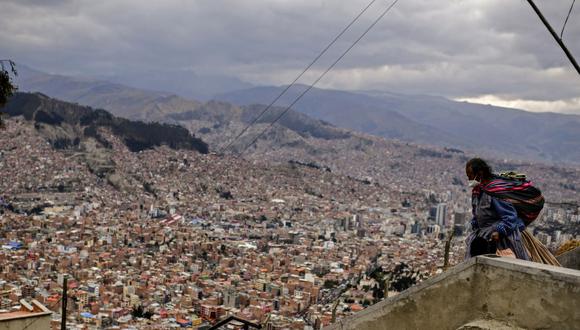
[526,0,580,75]
[331,299,340,324]
[61,275,68,330]
[443,229,454,270]
[384,274,391,299]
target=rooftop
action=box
[0,299,52,322]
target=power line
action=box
[561,0,576,38]
[218,0,380,155]
[234,0,401,158]
[525,0,580,75]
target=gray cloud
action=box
[0,0,578,112]
[1,0,74,7]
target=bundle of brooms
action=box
[522,230,561,266]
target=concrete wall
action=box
[471,257,579,330]
[324,256,580,330]
[557,247,580,270]
[0,315,51,330]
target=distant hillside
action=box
[105,69,253,101]
[3,92,208,154]
[217,85,580,164]
[15,65,202,121]
[165,101,351,146]
[217,85,462,146]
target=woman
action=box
[464,158,530,260]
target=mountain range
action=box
[13,64,580,164]
[15,65,201,122]
[14,65,352,154]
[102,69,252,101]
[216,85,580,164]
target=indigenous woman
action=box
[464,158,530,260]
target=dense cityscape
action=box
[2,0,579,328]
[1,118,578,329]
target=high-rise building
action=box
[340,217,353,231]
[553,230,562,244]
[21,285,34,298]
[453,224,464,237]
[354,214,364,229]
[88,283,100,299]
[537,232,551,246]
[426,224,441,238]
[453,211,467,226]
[411,222,422,234]
[436,203,447,227]
[428,207,437,221]
[223,288,239,308]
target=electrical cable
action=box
[526,0,580,74]
[234,0,401,158]
[217,0,380,154]
[561,0,576,38]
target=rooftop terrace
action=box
[0,299,52,330]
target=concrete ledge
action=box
[557,247,580,270]
[324,256,580,330]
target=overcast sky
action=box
[1,0,579,113]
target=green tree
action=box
[131,305,144,318]
[0,60,17,107]
[323,279,339,289]
[131,305,153,319]
[0,60,17,128]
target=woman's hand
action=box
[490,231,500,242]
